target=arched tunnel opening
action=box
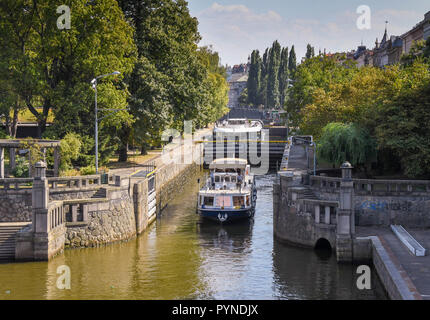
[314,238,332,259]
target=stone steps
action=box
[302,187,319,200]
[0,222,31,261]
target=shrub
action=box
[12,156,29,178]
[61,168,81,177]
[0,128,7,139]
[79,165,96,176]
[60,132,82,171]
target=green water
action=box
[0,174,386,299]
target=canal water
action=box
[0,174,387,300]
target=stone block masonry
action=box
[65,189,136,248]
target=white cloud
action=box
[195,3,425,65]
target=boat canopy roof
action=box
[209,158,248,170]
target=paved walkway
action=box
[357,226,430,300]
[109,126,214,177]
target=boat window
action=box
[233,196,245,207]
[224,176,230,183]
[215,176,220,183]
[204,197,214,206]
[216,196,232,207]
[246,195,250,206]
[231,176,237,183]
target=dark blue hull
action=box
[198,208,254,223]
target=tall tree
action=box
[278,47,289,107]
[288,45,297,75]
[0,0,136,140]
[119,0,228,159]
[247,50,262,106]
[266,41,281,109]
[318,122,377,168]
[305,44,312,59]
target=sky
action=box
[187,0,430,66]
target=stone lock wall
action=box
[156,162,201,214]
[308,176,430,228]
[354,195,430,227]
[0,190,32,222]
[273,181,336,249]
[133,179,149,235]
[65,189,136,248]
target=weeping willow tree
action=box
[318,123,377,167]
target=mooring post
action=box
[336,161,355,263]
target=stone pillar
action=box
[32,161,50,261]
[336,161,355,263]
[315,205,320,224]
[325,206,331,224]
[54,147,60,177]
[9,148,16,172]
[0,147,4,178]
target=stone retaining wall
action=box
[0,190,32,222]
[156,162,200,214]
[273,181,336,249]
[65,189,136,248]
[308,175,430,228]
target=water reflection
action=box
[197,220,253,253]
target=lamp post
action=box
[310,141,317,176]
[91,71,121,174]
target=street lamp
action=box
[310,141,317,176]
[91,71,121,174]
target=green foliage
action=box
[246,41,291,109]
[267,41,281,109]
[0,0,136,138]
[288,46,297,74]
[0,128,7,139]
[278,47,289,107]
[79,165,97,176]
[247,50,262,106]
[121,0,228,154]
[60,133,82,172]
[293,51,430,178]
[401,40,427,66]
[318,123,377,166]
[12,156,29,178]
[20,139,44,167]
[0,0,230,170]
[305,44,315,60]
[286,55,359,132]
[239,88,248,107]
[376,74,430,178]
